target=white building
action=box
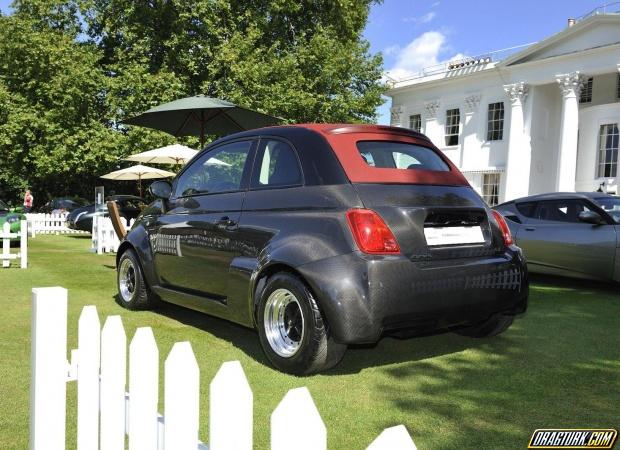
[386,10,620,205]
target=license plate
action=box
[424,226,485,246]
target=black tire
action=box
[116,249,157,310]
[454,314,514,338]
[257,272,346,375]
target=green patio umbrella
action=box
[123,95,281,148]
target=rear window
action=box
[320,131,468,186]
[357,141,450,172]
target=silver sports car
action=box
[494,192,620,282]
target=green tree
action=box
[82,0,384,122]
[0,13,180,202]
[1,0,385,203]
[207,23,384,122]
[10,0,83,35]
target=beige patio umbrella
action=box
[125,144,198,166]
[101,164,175,197]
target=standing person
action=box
[23,189,33,213]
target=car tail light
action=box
[492,210,513,246]
[346,209,400,254]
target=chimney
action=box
[567,18,576,27]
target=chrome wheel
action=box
[263,288,305,358]
[119,258,137,303]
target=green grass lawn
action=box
[1,235,619,449]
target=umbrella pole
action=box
[139,174,142,198]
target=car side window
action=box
[515,202,537,218]
[534,200,593,223]
[175,140,252,197]
[251,139,302,188]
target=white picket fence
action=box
[26,213,88,237]
[30,287,417,450]
[91,214,135,254]
[0,221,27,268]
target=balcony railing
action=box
[386,42,535,85]
[576,2,620,21]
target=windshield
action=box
[0,200,8,211]
[593,197,620,223]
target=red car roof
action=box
[290,124,469,186]
[296,123,423,135]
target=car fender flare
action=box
[246,239,346,329]
[246,259,299,326]
[116,224,158,289]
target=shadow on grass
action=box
[329,332,481,375]
[152,300,271,368]
[149,296,482,375]
[64,234,92,239]
[368,283,620,448]
[142,276,620,400]
[529,273,619,294]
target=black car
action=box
[67,195,145,232]
[38,197,89,214]
[115,124,528,374]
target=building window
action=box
[597,123,619,177]
[486,102,504,141]
[580,77,593,103]
[409,114,422,133]
[444,108,460,146]
[482,173,500,206]
[616,73,620,99]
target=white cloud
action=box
[385,31,445,80]
[403,11,436,24]
[384,31,465,81]
[421,11,436,23]
[383,44,401,57]
[448,53,466,63]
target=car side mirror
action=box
[578,210,605,225]
[149,181,172,199]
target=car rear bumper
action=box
[297,247,528,344]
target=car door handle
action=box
[525,226,536,231]
[215,216,237,228]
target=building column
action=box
[555,72,583,192]
[423,100,441,144]
[461,94,482,168]
[390,105,404,127]
[503,82,530,200]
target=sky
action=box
[364,0,611,123]
[0,0,613,123]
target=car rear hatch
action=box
[318,125,504,260]
[353,183,502,260]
